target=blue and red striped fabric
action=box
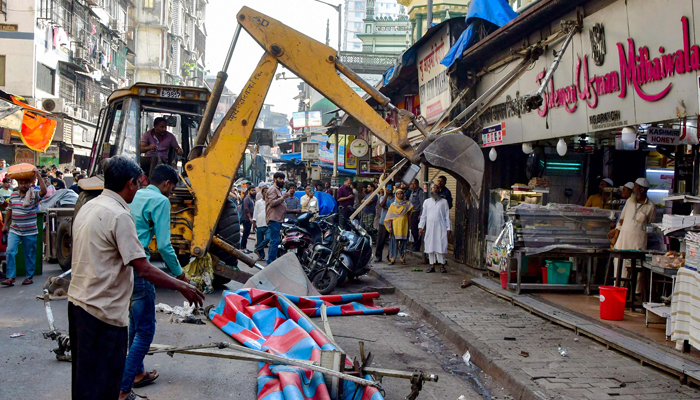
[209,289,399,400]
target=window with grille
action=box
[37,63,55,95]
[144,0,154,8]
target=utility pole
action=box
[426,0,433,31]
[326,19,330,46]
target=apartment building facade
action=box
[344,0,405,51]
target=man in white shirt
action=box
[252,186,269,260]
[300,185,319,214]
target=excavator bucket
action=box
[421,133,484,206]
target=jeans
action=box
[241,220,252,250]
[255,226,270,256]
[375,224,389,261]
[389,234,407,261]
[410,211,421,250]
[5,232,37,279]
[70,302,128,400]
[120,274,156,392]
[267,221,282,263]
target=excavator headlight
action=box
[183,91,196,99]
[199,93,207,101]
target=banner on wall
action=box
[417,25,451,124]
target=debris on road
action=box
[179,315,205,325]
[462,351,471,365]
[156,302,198,318]
[503,337,516,341]
[412,268,422,272]
[397,312,410,317]
[10,333,23,338]
[460,278,472,288]
[519,351,529,358]
[558,345,568,357]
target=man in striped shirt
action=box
[1,166,47,286]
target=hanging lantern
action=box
[489,147,497,161]
[621,126,637,144]
[556,138,568,156]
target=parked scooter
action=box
[278,212,333,267]
[336,219,373,284]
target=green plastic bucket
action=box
[546,260,572,285]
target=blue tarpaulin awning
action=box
[441,0,518,68]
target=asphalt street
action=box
[0,261,511,400]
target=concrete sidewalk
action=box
[368,257,700,400]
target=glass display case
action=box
[507,204,615,249]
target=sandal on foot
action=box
[400,258,407,265]
[440,266,447,273]
[133,369,159,388]
[22,278,33,285]
[1,278,15,286]
[388,259,395,265]
[425,266,436,273]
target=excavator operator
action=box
[140,117,183,177]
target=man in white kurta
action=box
[419,185,452,273]
[613,178,655,293]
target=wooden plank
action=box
[472,277,700,381]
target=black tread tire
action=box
[210,198,240,286]
[56,220,72,271]
[312,269,339,295]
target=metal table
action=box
[641,261,678,339]
[506,248,609,295]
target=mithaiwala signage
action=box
[537,16,697,118]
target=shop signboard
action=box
[301,142,319,161]
[474,0,700,146]
[417,25,451,124]
[482,123,505,147]
[648,127,682,145]
[311,136,344,166]
[344,136,357,170]
[291,111,323,128]
[15,148,34,164]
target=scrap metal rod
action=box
[149,342,380,388]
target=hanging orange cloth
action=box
[0,91,57,152]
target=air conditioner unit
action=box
[38,98,65,114]
[74,47,87,60]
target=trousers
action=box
[121,274,156,392]
[69,302,128,400]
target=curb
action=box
[368,268,549,400]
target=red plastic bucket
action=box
[599,286,628,320]
[500,271,516,290]
[541,267,548,284]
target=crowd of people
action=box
[230,171,455,274]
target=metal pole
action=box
[190,24,243,160]
[337,4,342,52]
[333,125,339,186]
[426,0,433,31]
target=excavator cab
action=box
[87,83,210,180]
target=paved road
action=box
[0,261,510,400]
[372,257,700,400]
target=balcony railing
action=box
[338,51,397,74]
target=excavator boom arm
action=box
[187,7,485,257]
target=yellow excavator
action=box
[50,6,484,285]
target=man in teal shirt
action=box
[121,164,188,397]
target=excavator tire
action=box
[210,198,240,286]
[56,220,72,272]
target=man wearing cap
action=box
[608,182,635,244]
[614,178,656,292]
[585,178,614,209]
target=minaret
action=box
[366,0,375,20]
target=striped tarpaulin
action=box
[209,288,399,399]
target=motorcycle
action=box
[279,212,333,267]
[336,219,374,284]
[307,217,373,294]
